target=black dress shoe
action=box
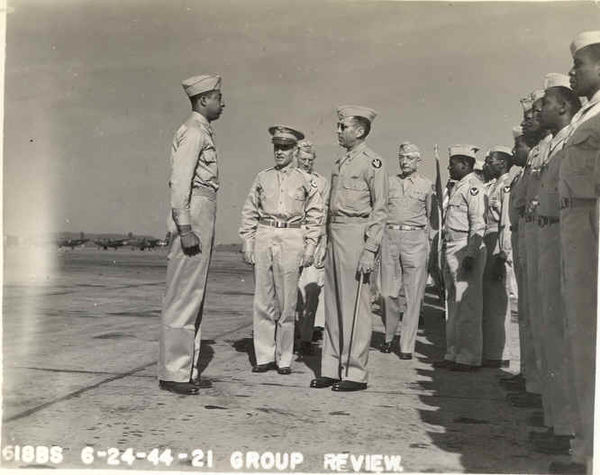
[499,373,524,382]
[399,352,412,360]
[159,380,199,395]
[482,359,510,368]
[432,359,454,369]
[190,378,213,388]
[332,380,367,392]
[310,376,338,388]
[379,341,393,353]
[277,367,291,375]
[252,362,276,373]
[450,363,480,372]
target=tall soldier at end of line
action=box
[433,145,486,372]
[481,146,514,368]
[379,142,434,360]
[158,74,225,395]
[310,105,388,392]
[552,31,600,475]
[239,126,323,375]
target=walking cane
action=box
[345,271,364,378]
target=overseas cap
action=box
[544,73,571,90]
[570,31,600,56]
[487,145,513,158]
[520,96,534,113]
[530,89,545,102]
[336,105,378,123]
[449,144,479,160]
[297,140,316,156]
[512,126,524,139]
[268,125,305,145]
[182,74,221,97]
[399,142,420,156]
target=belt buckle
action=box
[275,221,286,228]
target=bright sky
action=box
[4,0,600,242]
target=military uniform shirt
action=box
[239,166,324,252]
[329,142,388,253]
[310,171,330,254]
[485,172,513,256]
[537,124,571,217]
[387,173,434,228]
[524,135,552,216]
[444,172,486,257]
[169,112,219,226]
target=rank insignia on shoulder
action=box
[469,187,479,196]
[372,158,382,169]
[311,181,317,188]
[504,185,511,193]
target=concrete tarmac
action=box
[1,247,569,473]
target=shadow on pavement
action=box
[232,337,256,367]
[196,339,215,375]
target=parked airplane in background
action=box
[95,232,133,250]
[57,232,89,249]
[129,233,170,250]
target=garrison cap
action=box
[544,73,571,90]
[449,144,479,160]
[487,145,513,158]
[570,31,600,56]
[398,142,420,156]
[520,96,534,113]
[297,140,316,156]
[268,125,305,145]
[182,74,221,97]
[530,89,545,102]
[512,126,524,139]
[337,105,377,123]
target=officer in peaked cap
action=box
[239,126,323,375]
[295,140,330,356]
[551,31,600,474]
[481,145,514,369]
[310,105,388,392]
[433,145,486,372]
[158,74,225,395]
[378,142,434,360]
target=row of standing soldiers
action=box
[157,28,599,475]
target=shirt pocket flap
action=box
[342,177,368,191]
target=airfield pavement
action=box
[1,246,572,473]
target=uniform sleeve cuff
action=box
[172,209,192,226]
[242,240,255,253]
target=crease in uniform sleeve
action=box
[239,176,261,253]
[498,184,512,256]
[170,127,205,226]
[315,177,331,257]
[364,165,389,253]
[303,179,325,252]
[466,186,486,257]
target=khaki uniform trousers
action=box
[253,225,304,368]
[443,236,486,366]
[538,222,574,436]
[525,220,549,413]
[321,222,372,384]
[561,205,597,462]
[482,231,512,361]
[159,193,216,382]
[380,228,429,354]
[298,264,325,343]
[516,221,542,393]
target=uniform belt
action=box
[191,184,217,200]
[560,198,596,209]
[259,218,302,229]
[386,224,425,231]
[537,215,559,227]
[329,215,368,224]
[443,229,469,242]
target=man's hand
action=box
[180,232,201,256]
[314,248,326,269]
[462,256,474,273]
[301,250,315,268]
[242,250,255,265]
[357,249,376,274]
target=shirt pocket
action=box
[202,146,217,164]
[566,131,599,176]
[341,177,371,212]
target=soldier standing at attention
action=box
[433,145,486,372]
[531,73,580,457]
[310,105,388,392]
[239,126,323,375]
[379,142,434,359]
[296,140,330,356]
[552,31,600,475]
[159,74,225,395]
[481,146,514,368]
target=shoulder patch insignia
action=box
[311,180,317,188]
[372,158,382,169]
[469,187,480,196]
[504,185,511,193]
